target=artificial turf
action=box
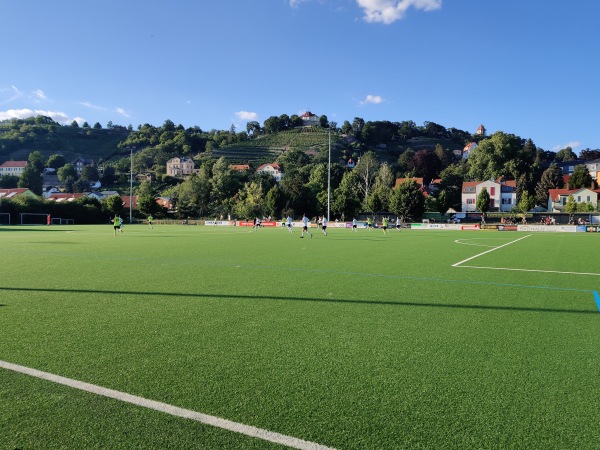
[1,224,599,449]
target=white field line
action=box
[452,234,532,267]
[455,265,600,277]
[0,360,336,450]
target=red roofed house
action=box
[0,160,27,177]
[230,164,250,172]
[257,162,284,182]
[461,179,516,212]
[47,193,86,203]
[462,142,477,159]
[122,196,139,210]
[300,111,319,126]
[547,188,600,212]
[0,188,37,199]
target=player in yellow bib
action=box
[112,215,121,236]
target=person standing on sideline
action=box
[301,214,312,238]
[367,217,372,230]
[286,215,293,233]
[382,216,389,236]
[148,214,153,229]
[352,218,358,232]
[396,216,401,231]
[47,214,51,226]
[322,216,328,236]
[112,215,121,236]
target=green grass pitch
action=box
[1,224,599,449]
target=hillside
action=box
[0,121,130,164]
[213,127,343,164]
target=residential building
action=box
[257,162,284,182]
[0,161,27,177]
[461,179,517,212]
[72,157,94,175]
[47,193,86,203]
[0,188,36,199]
[230,164,250,172]
[300,111,319,126]
[166,157,195,177]
[547,188,600,212]
[462,142,477,159]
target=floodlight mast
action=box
[327,131,331,222]
[128,146,136,224]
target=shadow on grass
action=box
[0,286,597,315]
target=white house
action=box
[462,142,477,159]
[461,179,517,212]
[547,188,600,212]
[0,160,27,177]
[300,111,319,126]
[166,157,195,177]
[257,162,284,182]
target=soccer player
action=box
[322,216,328,236]
[148,214,153,229]
[117,215,124,233]
[352,218,358,232]
[112,215,121,236]
[300,214,312,238]
[286,215,293,233]
[395,216,401,231]
[382,216,388,236]
[367,217,373,230]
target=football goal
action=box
[51,218,75,225]
[0,213,10,225]
[20,213,49,225]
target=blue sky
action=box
[2,0,598,152]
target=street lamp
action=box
[127,146,136,224]
[327,131,331,222]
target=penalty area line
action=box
[452,234,532,267]
[0,360,336,450]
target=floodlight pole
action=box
[128,146,135,224]
[327,131,331,222]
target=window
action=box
[577,196,581,202]
[490,187,496,196]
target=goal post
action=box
[20,213,49,225]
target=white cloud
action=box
[81,101,106,111]
[356,0,442,24]
[0,86,24,105]
[552,141,581,152]
[115,107,131,118]
[31,89,48,101]
[0,108,82,125]
[235,111,259,121]
[290,0,309,7]
[359,94,384,105]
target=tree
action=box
[93,122,102,130]
[341,120,352,135]
[535,163,563,206]
[57,164,77,183]
[246,121,261,136]
[104,195,125,215]
[265,185,282,218]
[409,149,442,183]
[28,151,46,173]
[47,154,66,170]
[555,147,577,162]
[0,174,19,188]
[80,164,99,182]
[351,117,365,139]
[568,164,593,189]
[467,132,528,181]
[517,190,535,213]
[18,165,43,195]
[565,194,578,214]
[319,115,329,128]
[579,148,600,160]
[233,182,265,219]
[389,180,425,222]
[331,171,361,220]
[476,187,490,221]
[71,120,79,128]
[354,151,379,208]
[101,166,116,185]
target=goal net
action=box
[20,213,49,225]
